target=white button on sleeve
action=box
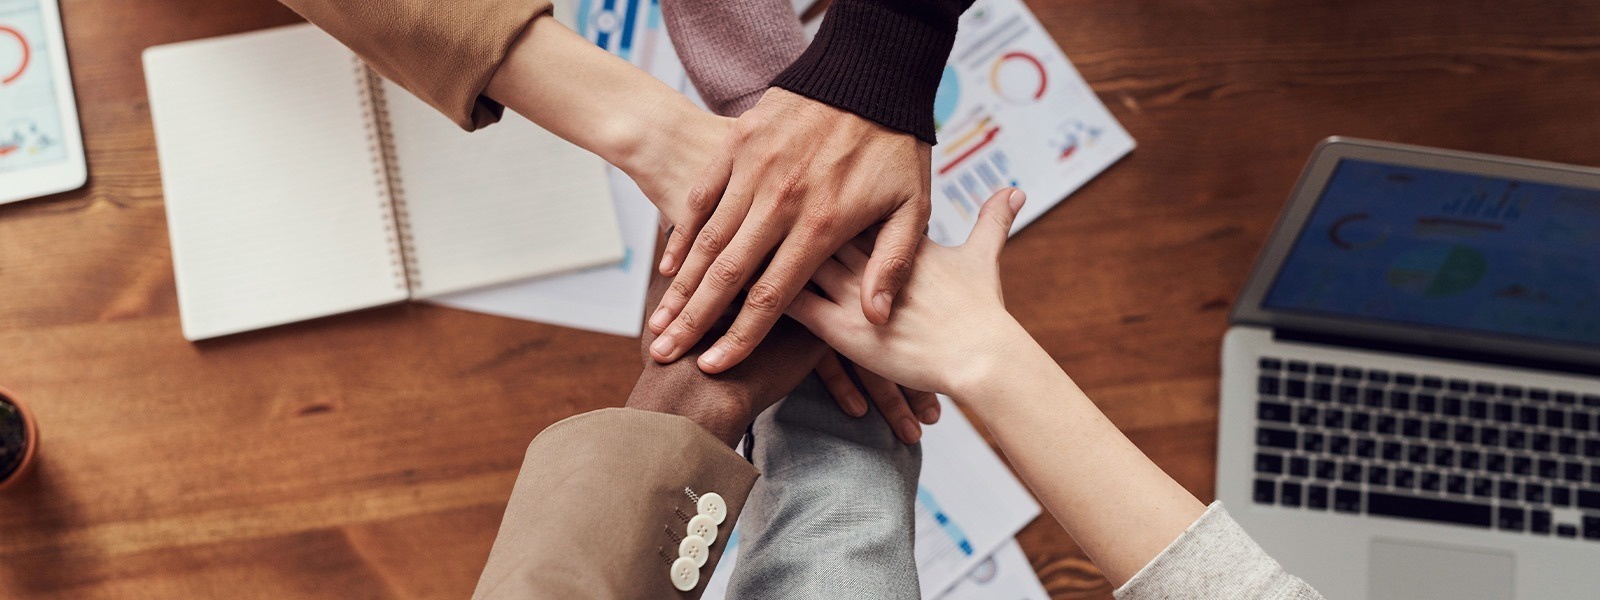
[670,556,699,591]
[687,514,718,544]
[696,492,727,525]
[679,534,709,568]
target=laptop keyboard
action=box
[1251,356,1600,540]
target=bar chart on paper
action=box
[926,0,1135,246]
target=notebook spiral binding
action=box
[353,58,418,292]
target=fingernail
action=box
[873,292,892,318]
[897,416,922,444]
[700,346,727,369]
[1007,188,1027,211]
[847,395,869,417]
[657,252,673,274]
[650,334,675,359]
[648,306,672,332]
[920,405,940,425]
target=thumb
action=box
[964,188,1025,259]
[861,200,929,325]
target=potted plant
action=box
[0,387,39,491]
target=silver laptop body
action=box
[1217,138,1600,599]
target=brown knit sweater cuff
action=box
[770,0,968,144]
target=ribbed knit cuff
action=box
[770,0,967,144]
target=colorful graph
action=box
[989,51,1046,103]
[933,65,961,131]
[1,24,30,85]
[577,0,666,69]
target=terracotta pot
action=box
[0,386,39,492]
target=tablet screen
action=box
[0,0,68,174]
[1263,158,1600,348]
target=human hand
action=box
[814,352,940,444]
[786,188,1029,396]
[614,107,736,232]
[627,271,828,447]
[645,87,933,374]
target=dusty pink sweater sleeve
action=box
[659,0,806,117]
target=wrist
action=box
[946,317,1040,402]
[612,100,728,219]
[625,371,750,447]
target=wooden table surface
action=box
[3,0,1598,597]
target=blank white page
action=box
[378,79,623,298]
[144,25,406,340]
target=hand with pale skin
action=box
[645,88,933,375]
[786,188,1211,587]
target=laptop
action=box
[1217,137,1600,599]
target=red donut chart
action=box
[989,51,1046,102]
[1,25,30,86]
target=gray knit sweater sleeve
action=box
[1114,502,1324,600]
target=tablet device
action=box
[0,0,85,205]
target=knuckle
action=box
[671,311,701,335]
[709,260,745,288]
[805,207,839,234]
[745,281,785,313]
[668,279,694,300]
[881,256,914,288]
[720,327,754,350]
[686,184,715,215]
[695,225,727,254]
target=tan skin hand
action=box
[646,88,933,375]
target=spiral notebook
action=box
[143,24,623,341]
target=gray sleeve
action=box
[1114,502,1324,600]
[727,374,922,600]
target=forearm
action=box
[483,15,720,188]
[951,328,1206,587]
[660,0,806,116]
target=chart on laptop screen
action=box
[1264,159,1600,347]
[0,0,68,173]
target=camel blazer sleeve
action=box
[276,0,553,130]
[471,408,760,599]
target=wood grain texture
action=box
[2,0,1598,597]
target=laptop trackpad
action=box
[1369,540,1514,600]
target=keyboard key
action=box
[1296,405,1320,426]
[1259,357,1283,371]
[1447,474,1468,495]
[1314,363,1336,377]
[1407,444,1430,465]
[1530,388,1552,402]
[1553,485,1573,507]
[1448,379,1470,392]
[1533,433,1554,453]
[1281,482,1303,507]
[1337,385,1359,405]
[1390,391,1413,411]
[1559,524,1579,538]
[1258,401,1293,423]
[1417,394,1439,413]
[1368,491,1491,527]
[1559,435,1578,456]
[1289,456,1310,477]
[1311,382,1333,402]
[1402,418,1424,439]
[1341,462,1363,483]
[1303,432,1325,453]
[1257,427,1297,449]
[1479,426,1502,447]
[1585,515,1600,540]
[1499,480,1519,500]
[1285,379,1308,399]
[1506,429,1527,450]
[1589,465,1600,484]
[1381,441,1403,461]
[1287,361,1309,374]
[1442,396,1464,416]
[1474,383,1498,396]
[1369,370,1390,383]
[1394,373,1417,387]
[1525,482,1546,504]
[1578,489,1600,511]
[1355,437,1376,458]
[1307,485,1329,510]
[1498,506,1525,532]
[1330,435,1351,456]
[1364,388,1385,408]
[1486,452,1507,473]
[1492,403,1515,423]
[1503,386,1524,399]
[1350,411,1372,433]
[1472,477,1493,498]
[1324,409,1347,429]
[1427,421,1450,441]
[1538,458,1559,479]
[1433,447,1455,468]
[1574,412,1593,432]
[1316,459,1337,480]
[1557,392,1578,405]
[1584,395,1600,408]
[1394,468,1416,489]
[1340,367,1363,380]
[1254,479,1276,504]
[1368,465,1390,486]
[1521,406,1541,426]
[1453,423,1475,444]
[1460,449,1482,470]
[1467,400,1488,420]
[1420,472,1442,492]
[1547,409,1567,429]
[1255,453,1285,474]
[1422,376,1443,389]
[1376,415,1398,435]
[1258,376,1281,396]
[1334,488,1361,513]
[1532,510,1553,535]
[1586,438,1600,458]
[1512,456,1533,476]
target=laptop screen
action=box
[1263,158,1600,348]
